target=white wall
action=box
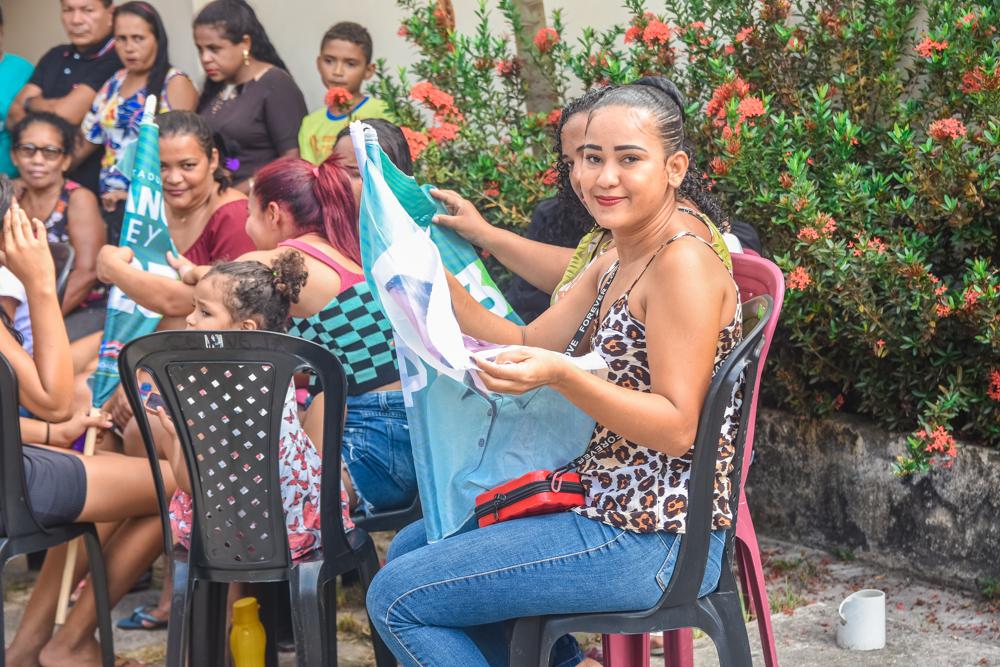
[3,0,632,110]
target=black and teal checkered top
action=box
[287,281,399,395]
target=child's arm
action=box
[152,407,192,495]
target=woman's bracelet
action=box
[44,421,50,445]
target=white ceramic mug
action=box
[837,589,886,651]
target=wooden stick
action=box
[54,408,101,625]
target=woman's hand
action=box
[166,251,198,285]
[473,347,575,395]
[96,244,134,283]
[49,410,113,448]
[99,189,127,214]
[0,199,57,290]
[429,188,494,247]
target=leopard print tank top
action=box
[572,209,743,534]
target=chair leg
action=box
[602,633,650,667]
[735,512,778,667]
[260,582,280,667]
[357,544,396,667]
[508,617,544,667]
[290,561,329,666]
[700,592,753,667]
[662,628,694,667]
[189,579,228,667]
[0,552,7,667]
[165,560,190,667]
[82,528,115,667]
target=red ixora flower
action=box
[534,27,559,53]
[483,181,500,198]
[411,81,463,122]
[709,156,729,176]
[797,227,819,242]
[495,58,521,78]
[961,67,1000,94]
[816,212,837,235]
[956,12,978,29]
[624,25,642,44]
[411,81,453,110]
[427,122,460,143]
[915,37,948,58]
[962,287,982,308]
[988,369,1000,402]
[643,19,672,46]
[400,127,429,161]
[541,168,558,186]
[923,426,957,457]
[705,77,751,126]
[325,86,353,111]
[786,266,812,290]
[397,24,409,37]
[735,26,754,43]
[547,108,562,126]
[928,117,967,141]
[737,96,765,122]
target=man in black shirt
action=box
[6,0,120,194]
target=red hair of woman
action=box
[251,154,360,264]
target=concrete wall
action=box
[3,0,633,111]
[746,409,1000,591]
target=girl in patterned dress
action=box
[150,250,353,562]
[367,77,743,666]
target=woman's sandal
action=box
[116,606,168,631]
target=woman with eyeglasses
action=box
[7,112,106,345]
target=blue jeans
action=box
[342,391,417,514]
[368,513,726,666]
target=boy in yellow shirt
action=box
[298,22,392,165]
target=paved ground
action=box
[4,536,998,665]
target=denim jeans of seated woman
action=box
[367,513,726,667]
[342,391,417,514]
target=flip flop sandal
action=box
[116,606,168,631]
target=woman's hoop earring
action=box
[242,49,251,66]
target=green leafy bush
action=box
[373,0,1000,473]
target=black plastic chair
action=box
[119,330,395,667]
[48,242,75,304]
[0,353,114,667]
[508,296,773,667]
[352,494,422,533]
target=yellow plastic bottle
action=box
[230,597,266,667]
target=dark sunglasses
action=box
[14,144,66,161]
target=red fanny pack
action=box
[474,469,584,528]
[474,263,625,529]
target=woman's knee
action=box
[386,519,427,562]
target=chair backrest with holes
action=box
[120,331,348,580]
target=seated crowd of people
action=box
[1,1,763,666]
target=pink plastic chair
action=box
[602,253,784,667]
